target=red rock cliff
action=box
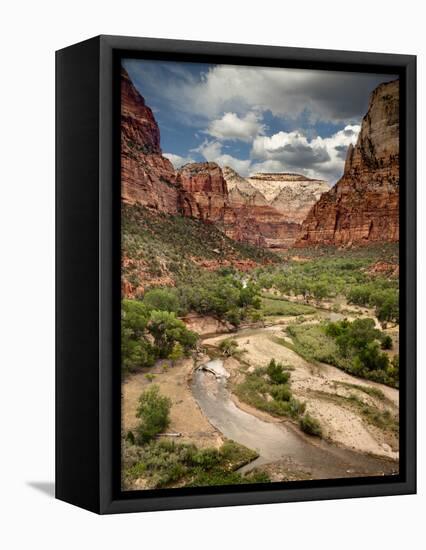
[296,79,399,247]
[223,168,329,249]
[121,68,178,212]
[177,162,229,222]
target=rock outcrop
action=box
[121,67,178,212]
[177,162,229,222]
[296,79,399,247]
[222,167,329,249]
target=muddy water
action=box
[192,360,397,479]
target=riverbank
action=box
[122,292,399,488]
[204,325,399,459]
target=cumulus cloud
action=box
[124,59,393,184]
[192,140,252,176]
[163,153,195,168]
[250,124,360,182]
[172,65,395,124]
[206,111,265,141]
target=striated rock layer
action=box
[122,67,360,252]
[177,162,229,222]
[121,68,178,212]
[223,167,329,248]
[296,79,399,247]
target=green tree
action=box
[136,385,171,443]
[148,310,197,358]
[168,342,184,365]
[121,299,155,373]
[143,288,180,314]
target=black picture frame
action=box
[56,35,416,514]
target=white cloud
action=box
[192,140,252,176]
[166,65,394,124]
[251,124,360,182]
[206,111,265,141]
[163,153,195,168]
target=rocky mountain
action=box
[247,173,329,204]
[296,79,399,247]
[177,162,229,222]
[222,168,329,249]
[121,68,178,212]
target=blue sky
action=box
[123,58,396,183]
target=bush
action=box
[266,359,290,384]
[218,338,241,357]
[381,334,393,350]
[143,288,180,314]
[135,385,171,443]
[270,384,291,402]
[299,414,322,437]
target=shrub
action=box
[218,338,241,357]
[135,385,171,444]
[270,384,291,402]
[381,334,393,350]
[143,288,180,314]
[266,359,290,385]
[299,414,322,437]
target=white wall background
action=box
[0,1,423,547]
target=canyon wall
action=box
[176,162,229,222]
[121,68,179,212]
[296,79,399,247]
[223,168,329,248]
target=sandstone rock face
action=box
[247,173,329,206]
[223,167,329,249]
[297,80,399,247]
[121,68,178,212]
[177,162,228,222]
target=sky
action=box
[123,59,396,184]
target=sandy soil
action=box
[122,357,223,448]
[182,313,230,336]
[204,324,399,459]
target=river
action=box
[192,359,398,479]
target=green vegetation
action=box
[123,438,269,489]
[261,296,316,317]
[122,203,277,289]
[266,358,290,384]
[175,271,262,327]
[148,310,197,358]
[143,288,180,313]
[218,338,245,359]
[308,389,398,436]
[286,318,398,388]
[251,250,399,323]
[121,299,197,375]
[336,382,385,401]
[381,334,393,350]
[299,414,323,437]
[348,285,399,322]
[234,360,321,433]
[121,300,156,373]
[135,385,171,444]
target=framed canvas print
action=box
[56,35,416,514]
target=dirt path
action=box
[204,324,399,459]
